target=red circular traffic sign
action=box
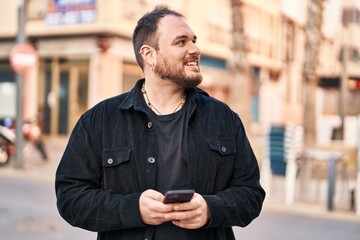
[9,43,38,74]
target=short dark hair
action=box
[132,5,184,70]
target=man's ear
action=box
[139,45,156,67]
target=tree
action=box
[302,0,325,147]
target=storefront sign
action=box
[45,0,96,25]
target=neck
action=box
[142,80,186,115]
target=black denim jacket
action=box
[55,79,265,240]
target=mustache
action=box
[184,55,201,63]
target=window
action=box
[0,61,16,118]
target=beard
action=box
[154,55,202,89]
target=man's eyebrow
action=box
[173,34,197,42]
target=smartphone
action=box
[163,189,195,204]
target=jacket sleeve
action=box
[55,113,146,232]
[203,112,266,228]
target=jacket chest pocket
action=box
[209,139,236,160]
[206,139,236,192]
[102,148,138,193]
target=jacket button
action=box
[147,121,153,128]
[147,157,155,164]
[221,146,227,153]
[107,158,114,164]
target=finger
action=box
[173,193,202,211]
[141,190,174,212]
[141,197,173,214]
[164,208,197,222]
[140,204,171,225]
[140,190,173,225]
[171,211,208,229]
[172,219,202,229]
[142,189,164,202]
[172,202,195,212]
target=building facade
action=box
[0,0,358,149]
[0,0,233,136]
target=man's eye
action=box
[178,40,185,45]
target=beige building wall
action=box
[0,0,300,135]
[0,0,236,135]
[0,0,356,141]
[0,0,17,37]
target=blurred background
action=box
[0,0,359,239]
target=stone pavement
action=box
[1,136,359,224]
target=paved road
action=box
[1,174,360,240]
[0,176,96,240]
[234,208,360,240]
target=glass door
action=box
[41,58,89,136]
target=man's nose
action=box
[188,42,200,55]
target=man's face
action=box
[154,15,202,88]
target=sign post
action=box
[9,0,36,168]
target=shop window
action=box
[58,71,69,134]
[78,68,89,114]
[346,90,360,115]
[0,77,16,118]
[0,62,16,118]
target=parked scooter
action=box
[0,118,48,166]
[0,124,16,166]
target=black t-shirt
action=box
[146,104,188,240]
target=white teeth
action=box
[186,62,197,66]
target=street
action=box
[0,176,95,240]
[1,174,360,240]
[234,208,360,240]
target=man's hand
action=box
[164,193,210,229]
[139,189,173,225]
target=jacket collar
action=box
[118,78,208,112]
[118,78,146,112]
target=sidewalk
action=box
[1,136,359,223]
[0,136,68,182]
[262,174,360,224]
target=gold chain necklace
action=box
[141,82,186,115]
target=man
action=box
[56,5,265,240]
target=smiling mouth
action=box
[185,61,199,66]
